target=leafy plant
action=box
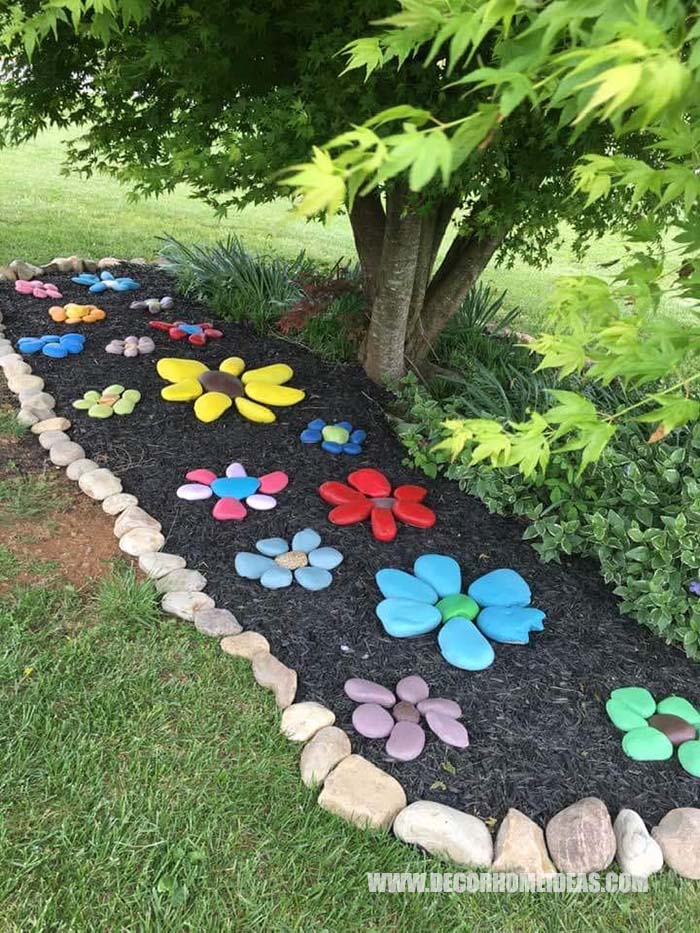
[158,235,310,331]
[452,283,520,335]
[396,379,700,659]
[295,290,366,364]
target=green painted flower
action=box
[606,687,700,777]
[72,384,141,418]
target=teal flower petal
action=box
[413,554,461,598]
[376,598,442,637]
[438,617,495,670]
[376,568,438,604]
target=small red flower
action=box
[319,468,435,542]
[149,320,223,346]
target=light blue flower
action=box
[300,418,366,455]
[71,270,140,293]
[235,528,343,591]
[375,555,545,671]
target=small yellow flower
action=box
[157,357,305,424]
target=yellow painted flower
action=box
[157,357,305,423]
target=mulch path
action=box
[2,264,698,825]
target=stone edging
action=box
[1,257,698,883]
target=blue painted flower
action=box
[71,270,140,293]
[17,333,85,358]
[375,556,545,671]
[300,418,366,455]
[235,528,343,591]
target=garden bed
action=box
[1,264,698,825]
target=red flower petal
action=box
[371,506,397,542]
[392,500,436,529]
[189,332,206,346]
[319,481,366,505]
[170,327,187,340]
[328,500,373,525]
[258,470,288,494]
[149,320,171,331]
[186,468,217,485]
[203,328,223,338]
[212,497,247,521]
[348,468,391,497]
[393,484,428,503]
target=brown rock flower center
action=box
[198,371,244,397]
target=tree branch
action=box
[349,191,386,306]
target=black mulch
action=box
[2,265,699,826]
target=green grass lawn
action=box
[1,129,694,334]
[0,435,699,929]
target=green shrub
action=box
[297,291,365,364]
[396,375,700,658]
[158,235,311,330]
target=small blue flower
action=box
[300,418,366,455]
[235,528,343,591]
[71,270,140,293]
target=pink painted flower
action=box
[176,461,288,521]
[15,279,62,300]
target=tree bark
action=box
[362,183,423,383]
[349,192,386,306]
[404,231,505,364]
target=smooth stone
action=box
[211,476,260,499]
[42,344,67,359]
[322,425,349,444]
[246,493,277,510]
[235,552,276,579]
[425,712,469,748]
[294,566,333,591]
[22,391,55,410]
[258,471,289,495]
[350,429,366,444]
[300,726,351,788]
[648,713,696,746]
[155,569,207,594]
[318,755,406,831]
[224,461,247,478]
[251,651,297,708]
[376,598,442,638]
[103,493,139,516]
[25,406,55,423]
[352,703,395,739]
[606,699,648,732]
[678,740,700,777]
[545,798,616,873]
[161,590,214,621]
[436,593,479,621]
[88,404,114,419]
[622,726,674,761]
[413,554,461,599]
[301,428,322,444]
[344,678,395,708]
[191,606,241,638]
[614,809,664,878]
[376,568,438,604]
[476,606,546,644]
[437,617,495,670]
[292,528,321,553]
[281,701,336,742]
[220,631,270,660]
[392,701,421,723]
[177,482,213,501]
[307,418,326,431]
[119,527,165,557]
[17,409,39,427]
[260,566,293,589]
[114,505,161,537]
[395,675,429,704]
[138,551,186,579]
[49,441,85,466]
[393,802,493,867]
[307,547,343,570]
[39,430,69,449]
[492,808,556,876]
[468,568,531,607]
[609,686,657,719]
[79,468,122,500]
[656,695,700,726]
[321,440,343,454]
[212,497,247,521]
[256,537,289,557]
[66,458,99,481]
[186,468,217,485]
[416,698,462,718]
[652,808,700,879]
[31,417,70,434]
[385,721,425,761]
[7,373,44,394]
[343,443,362,455]
[194,391,232,422]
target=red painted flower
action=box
[319,468,435,542]
[149,320,223,347]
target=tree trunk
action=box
[349,192,386,306]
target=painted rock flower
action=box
[235,528,343,591]
[149,320,223,346]
[157,357,305,424]
[606,686,700,777]
[72,270,140,292]
[318,468,435,542]
[15,279,62,300]
[300,418,366,455]
[176,461,288,521]
[375,557,544,671]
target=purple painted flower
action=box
[688,581,700,597]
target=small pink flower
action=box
[176,461,288,521]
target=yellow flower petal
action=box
[157,358,209,383]
[162,378,204,402]
[219,356,246,377]
[194,391,233,423]
[241,363,293,386]
[244,381,305,407]
[234,396,276,423]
